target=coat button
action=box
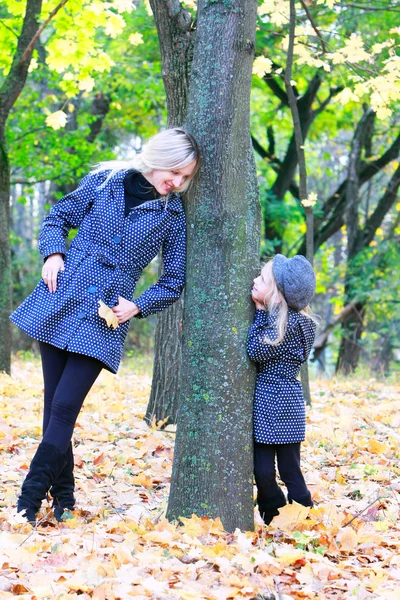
[77,311,86,319]
[113,235,122,244]
[88,285,97,293]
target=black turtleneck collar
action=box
[123,170,158,216]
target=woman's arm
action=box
[38,172,102,260]
[133,214,186,319]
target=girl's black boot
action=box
[50,442,75,521]
[17,442,67,524]
[258,489,287,526]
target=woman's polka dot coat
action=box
[10,170,186,374]
[247,309,316,444]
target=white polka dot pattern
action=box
[247,309,316,444]
[10,171,186,374]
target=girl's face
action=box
[251,262,275,306]
[144,160,197,195]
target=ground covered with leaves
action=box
[0,358,399,600]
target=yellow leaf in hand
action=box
[98,300,119,329]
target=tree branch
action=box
[299,0,327,54]
[19,0,69,67]
[360,163,400,250]
[262,72,289,106]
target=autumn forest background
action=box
[0,1,400,599]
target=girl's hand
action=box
[251,288,266,311]
[42,253,64,293]
[254,301,266,311]
[112,296,141,324]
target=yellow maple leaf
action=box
[98,300,119,329]
[368,439,388,454]
[78,76,95,92]
[45,110,68,130]
[129,33,144,46]
[301,192,318,208]
[270,501,310,530]
[253,55,272,77]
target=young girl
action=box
[247,254,317,525]
[10,128,199,523]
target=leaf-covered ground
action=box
[0,358,399,600]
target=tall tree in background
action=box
[166,0,260,532]
[146,0,195,427]
[0,0,64,374]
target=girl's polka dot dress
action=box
[247,309,316,444]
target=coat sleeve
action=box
[247,310,287,362]
[38,172,103,260]
[134,213,186,318]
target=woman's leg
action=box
[39,341,69,434]
[18,350,103,522]
[41,351,103,452]
[254,442,287,524]
[39,342,75,519]
[276,443,313,507]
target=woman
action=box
[10,128,199,523]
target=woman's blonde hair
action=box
[93,128,199,192]
[261,260,318,346]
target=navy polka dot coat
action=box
[247,309,316,444]
[10,170,186,373]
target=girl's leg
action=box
[254,442,286,524]
[276,443,313,507]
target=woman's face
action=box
[251,262,274,306]
[144,160,197,195]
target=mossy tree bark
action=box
[146,0,195,426]
[166,0,260,532]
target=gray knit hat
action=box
[272,254,316,311]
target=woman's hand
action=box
[112,296,141,324]
[42,253,64,293]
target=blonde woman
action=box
[248,254,317,525]
[10,128,199,523]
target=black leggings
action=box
[39,342,103,453]
[254,442,312,514]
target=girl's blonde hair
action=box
[261,260,318,346]
[93,128,199,192]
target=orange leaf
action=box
[93,452,105,465]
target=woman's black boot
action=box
[17,442,67,524]
[288,491,313,507]
[50,442,75,522]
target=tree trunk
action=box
[336,300,366,374]
[148,0,194,426]
[0,127,12,373]
[166,0,260,532]
[145,296,183,426]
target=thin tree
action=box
[283,0,313,405]
[145,0,195,427]
[0,0,68,373]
